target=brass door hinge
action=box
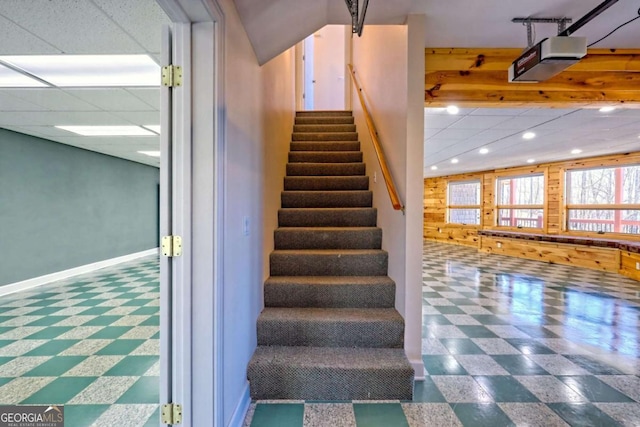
[161,403,183,424]
[161,235,182,257]
[162,65,182,87]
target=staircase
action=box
[247,110,414,400]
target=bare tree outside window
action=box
[566,165,640,234]
[496,174,545,228]
[447,180,481,225]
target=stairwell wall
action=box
[350,16,426,378]
[221,0,295,424]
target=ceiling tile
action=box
[0,91,45,111]
[491,116,553,130]
[32,111,133,126]
[9,89,100,111]
[110,111,160,125]
[0,14,60,54]
[424,115,463,129]
[430,129,481,140]
[64,89,157,111]
[468,108,527,116]
[449,115,512,129]
[0,1,142,54]
[125,88,160,109]
[91,0,171,54]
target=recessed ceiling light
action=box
[138,151,161,157]
[0,63,48,87]
[430,165,438,170]
[143,125,161,134]
[0,55,159,87]
[451,158,459,164]
[599,106,616,113]
[571,149,582,154]
[446,105,460,115]
[522,132,536,140]
[56,125,156,136]
[479,148,489,154]
[527,159,535,163]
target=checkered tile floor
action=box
[244,241,640,427]
[0,256,159,426]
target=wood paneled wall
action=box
[423,152,640,279]
[424,151,640,240]
[425,48,640,107]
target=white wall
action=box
[220,0,296,424]
[351,16,425,378]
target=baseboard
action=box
[411,358,426,381]
[228,381,251,427]
[0,248,159,297]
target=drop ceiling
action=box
[424,107,640,178]
[0,0,170,167]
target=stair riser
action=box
[293,132,358,141]
[286,163,365,176]
[275,229,381,250]
[295,117,354,125]
[264,283,395,308]
[284,176,369,191]
[294,124,356,133]
[278,209,377,227]
[281,191,372,208]
[289,152,362,163]
[296,111,353,117]
[247,367,414,400]
[257,319,404,348]
[270,252,388,276]
[290,141,360,152]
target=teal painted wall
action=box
[0,129,159,286]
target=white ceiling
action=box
[1,0,639,173]
[424,107,640,178]
[0,0,170,167]
[414,0,640,48]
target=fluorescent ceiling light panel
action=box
[599,106,616,113]
[479,148,489,154]
[0,55,159,87]
[56,125,155,136]
[143,125,161,134]
[522,132,536,140]
[451,158,459,164]
[430,165,438,170]
[138,150,161,157]
[0,63,48,87]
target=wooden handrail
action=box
[347,64,404,213]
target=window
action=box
[496,174,544,228]
[565,165,640,234]
[447,180,481,225]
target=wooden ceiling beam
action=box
[425,48,640,107]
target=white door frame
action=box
[156,1,225,426]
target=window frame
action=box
[446,179,482,226]
[563,164,640,236]
[494,172,546,231]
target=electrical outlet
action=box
[636,262,640,270]
[438,228,442,233]
[497,242,502,248]
[373,172,377,183]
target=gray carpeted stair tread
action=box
[296,110,353,117]
[281,190,372,208]
[249,109,413,401]
[270,249,388,276]
[287,162,365,176]
[284,176,369,191]
[295,116,354,125]
[290,141,360,152]
[275,227,381,250]
[278,208,377,227]
[288,151,363,163]
[247,346,414,400]
[293,132,358,141]
[257,307,404,348]
[294,124,356,133]
[264,276,395,308]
